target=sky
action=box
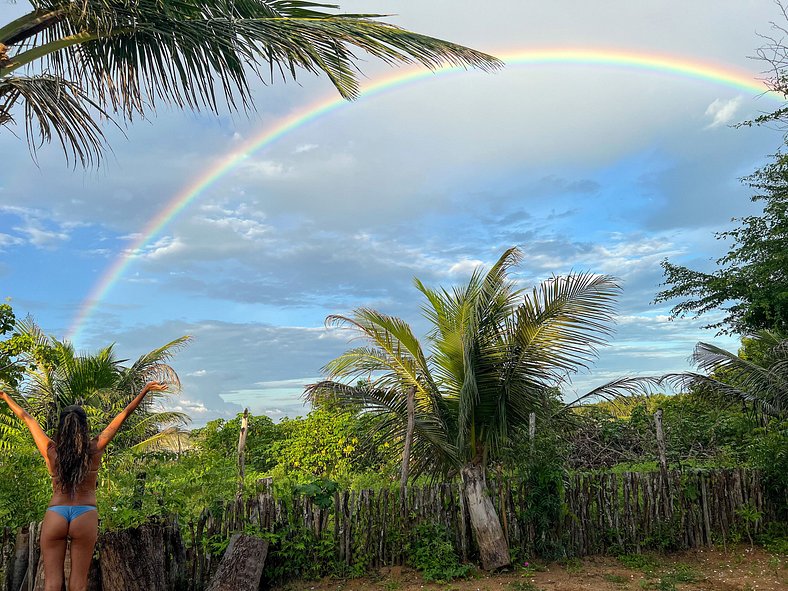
[0,0,785,425]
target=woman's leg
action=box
[67,510,99,591]
[40,510,68,591]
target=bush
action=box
[409,522,473,582]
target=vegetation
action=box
[305,247,636,569]
[656,150,788,335]
[0,0,500,166]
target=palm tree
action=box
[0,0,501,166]
[306,247,626,570]
[663,331,787,421]
[0,318,190,454]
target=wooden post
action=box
[528,412,536,453]
[400,386,416,508]
[236,408,249,500]
[654,409,671,517]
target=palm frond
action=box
[2,0,501,164]
[0,74,110,166]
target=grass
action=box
[603,573,629,585]
[617,553,661,574]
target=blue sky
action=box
[0,0,784,424]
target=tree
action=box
[0,0,501,166]
[307,247,627,570]
[656,149,788,335]
[664,331,787,422]
[0,317,190,453]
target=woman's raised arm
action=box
[0,390,53,460]
[96,381,168,452]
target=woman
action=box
[0,381,167,591]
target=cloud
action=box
[294,143,319,153]
[704,97,743,128]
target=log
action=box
[204,534,268,591]
[99,523,183,591]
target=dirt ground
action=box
[272,546,787,591]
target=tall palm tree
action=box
[663,331,787,421]
[307,247,626,570]
[0,0,501,166]
[0,318,190,453]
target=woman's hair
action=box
[55,405,91,497]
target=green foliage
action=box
[409,522,473,582]
[746,421,788,519]
[294,478,339,509]
[570,393,763,470]
[261,526,343,585]
[640,564,701,591]
[617,553,660,574]
[757,522,788,554]
[310,248,623,479]
[643,517,682,553]
[506,425,569,559]
[0,445,50,529]
[656,148,788,334]
[269,407,367,481]
[194,412,282,472]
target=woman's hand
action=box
[143,381,168,393]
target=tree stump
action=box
[205,534,269,591]
[4,525,30,591]
[99,522,183,591]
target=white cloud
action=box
[294,143,319,153]
[704,96,743,128]
[448,259,484,275]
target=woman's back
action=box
[47,441,103,507]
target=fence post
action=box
[236,408,249,500]
[654,409,672,519]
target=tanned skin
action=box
[1,381,167,591]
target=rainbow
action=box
[66,48,781,342]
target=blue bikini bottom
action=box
[47,505,97,523]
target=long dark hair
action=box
[55,405,91,497]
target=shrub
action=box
[409,522,473,582]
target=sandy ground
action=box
[272,546,786,591]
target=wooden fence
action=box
[1,468,779,591]
[183,468,775,587]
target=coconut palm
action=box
[663,331,788,421]
[0,318,190,454]
[0,0,501,166]
[307,247,628,570]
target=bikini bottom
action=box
[46,505,97,523]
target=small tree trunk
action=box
[460,464,510,571]
[528,412,536,454]
[237,408,249,500]
[205,534,269,591]
[400,386,416,511]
